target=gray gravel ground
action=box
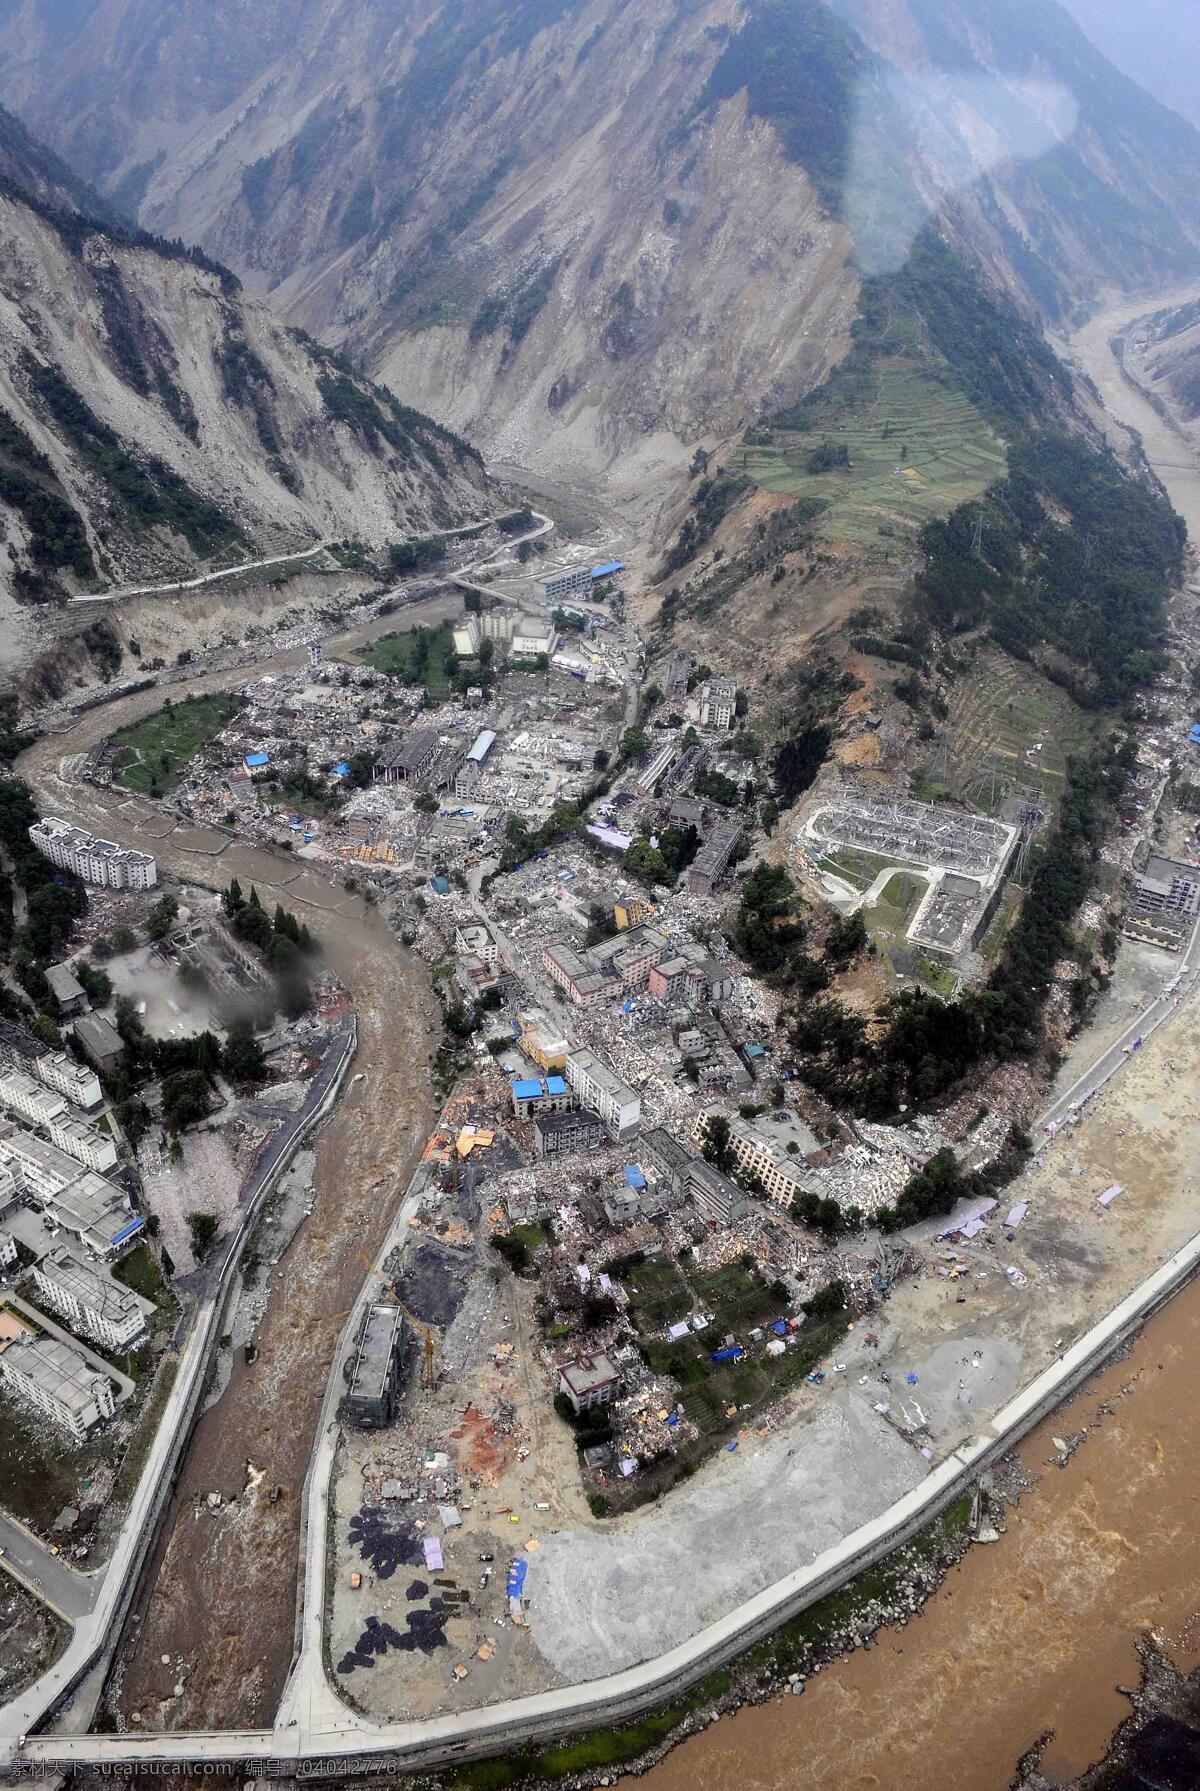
[524,1393,927,1681]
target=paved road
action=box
[1040,910,1200,1132]
[0,1511,99,1623]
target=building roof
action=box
[545,1074,568,1096]
[560,1353,619,1395]
[467,729,497,763]
[45,963,84,1004]
[347,1303,403,1403]
[244,751,270,769]
[0,1332,112,1417]
[73,1012,123,1060]
[590,561,625,578]
[512,1078,544,1101]
[36,1246,153,1328]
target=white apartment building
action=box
[0,1125,79,1200]
[49,1114,118,1175]
[0,1332,115,1441]
[694,1105,814,1207]
[564,1047,641,1139]
[0,1066,67,1129]
[29,817,157,891]
[0,1229,16,1271]
[694,677,737,730]
[0,1071,114,1171]
[32,1246,151,1351]
[36,1052,103,1112]
[452,614,482,657]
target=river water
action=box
[630,292,1200,1791]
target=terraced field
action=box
[744,363,1007,560]
[941,652,1094,814]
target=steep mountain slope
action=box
[0,114,490,609]
[1056,0,1200,130]
[1123,296,1200,430]
[2,0,1200,486]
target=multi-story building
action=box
[32,1247,152,1351]
[694,1105,817,1207]
[543,924,670,1007]
[542,943,622,1007]
[0,1067,67,1130]
[0,1229,16,1272]
[509,1074,575,1121]
[35,1052,103,1112]
[518,1010,569,1073]
[0,1070,116,1172]
[345,1304,406,1428]
[480,609,515,644]
[637,1126,744,1227]
[0,1126,80,1202]
[44,962,87,1017]
[451,614,482,657]
[688,820,743,896]
[509,615,558,660]
[533,1108,605,1157]
[29,818,157,890]
[557,1352,621,1413]
[373,729,442,786]
[72,1013,124,1076]
[544,567,594,604]
[564,1047,641,1138]
[0,1332,116,1441]
[695,677,737,730]
[455,923,499,970]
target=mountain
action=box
[1055,0,1200,130]
[1123,299,1200,427]
[0,105,490,609]
[0,0,1198,489]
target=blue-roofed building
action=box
[244,751,270,771]
[590,560,625,582]
[429,875,452,899]
[510,1073,577,1121]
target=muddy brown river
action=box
[632,290,1200,1791]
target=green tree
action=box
[146,893,179,941]
[186,1210,218,1258]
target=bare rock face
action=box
[3,0,1200,488]
[0,147,490,609]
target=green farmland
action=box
[108,692,244,796]
[742,362,1007,560]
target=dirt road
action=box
[18,669,441,1729]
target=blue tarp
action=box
[770,1320,788,1336]
[711,1345,745,1364]
[333,761,351,777]
[624,1165,647,1189]
[506,1557,527,1596]
[1190,723,1200,741]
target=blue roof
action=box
[430,875,451,896]
[744,1042,767,1058]
[590,560,625,579]
[513,1077,543,1100]
[244,751,270,768]
[546,1074,567,1096]
[624,1165,647,1189]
